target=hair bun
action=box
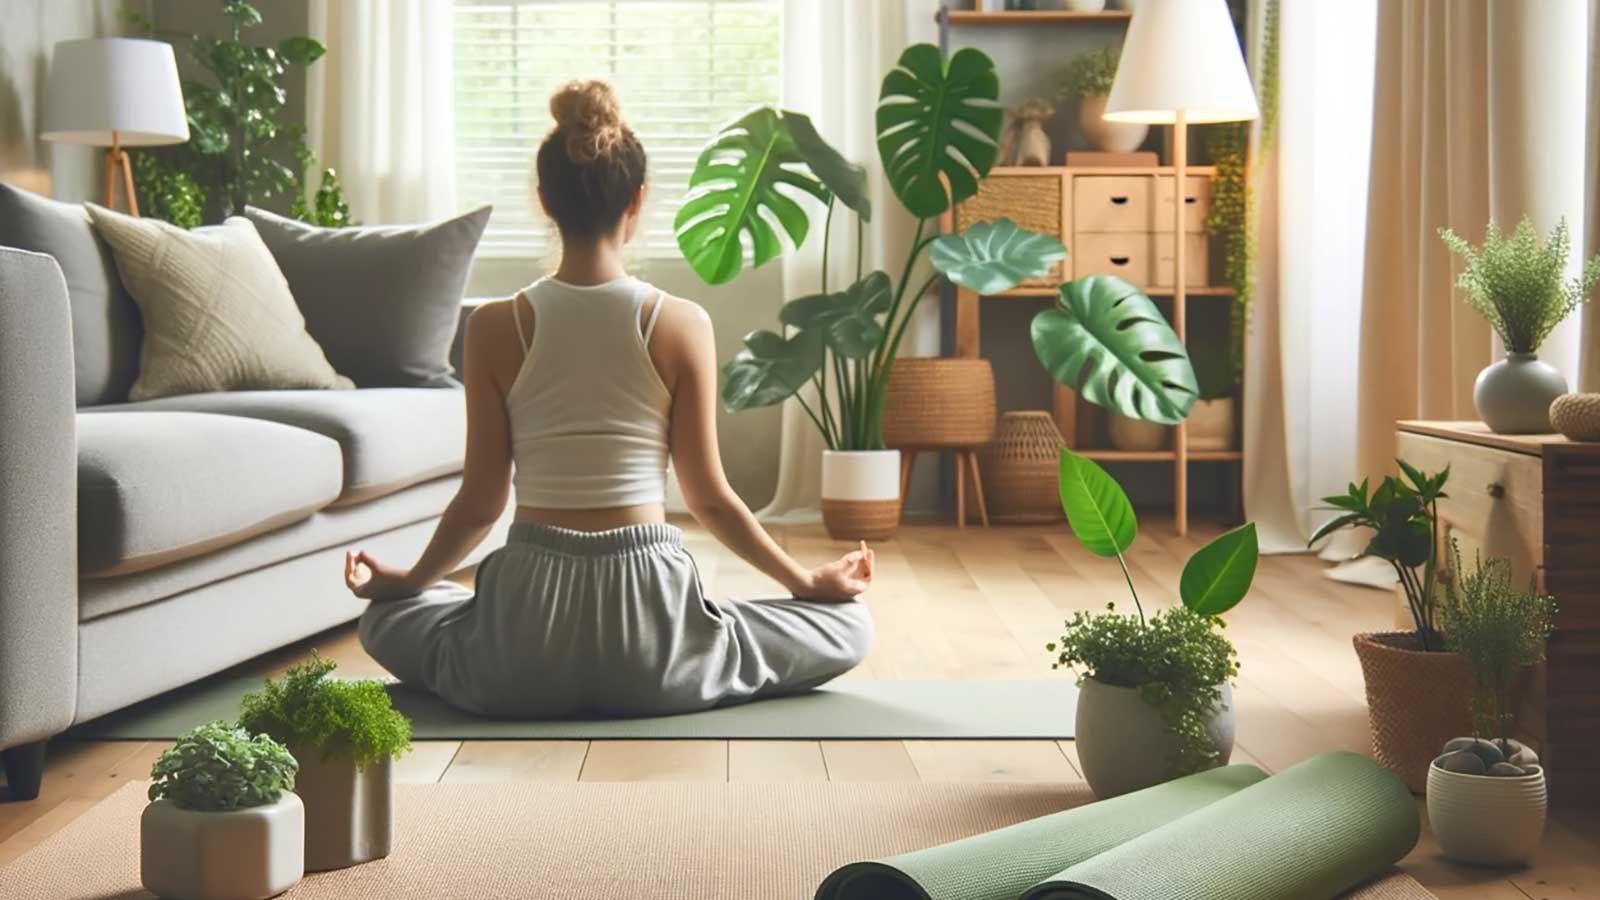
[550,80,625,163]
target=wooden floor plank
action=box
[819,741,920,782]
[578,740,727,782]
[394,741,461,784]
[904,740,1080,783]
[441,741,586,783]
[728,741,828,782]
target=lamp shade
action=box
[1104,0,1259,125]
[40,38,189,147]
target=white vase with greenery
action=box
[1439,218,1600,434]
[1058,46,1147,153]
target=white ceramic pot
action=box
[820,449,901,542]
[1075,677,1234,799]
[1427,757,1547,866]
[1187,398,1237,451]
[1065,0,1108,10]
[1475,352,1568,434]
[1078,94,1149,153]
[142,793,304,900]
[292,747,393,872]
[1107,414,1169,452]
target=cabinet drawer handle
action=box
[1110,196,1129,205]
[1109,256,1131,266]
[1485,482,1505,498]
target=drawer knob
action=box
[1109,256,1131,266]
[1185,196,1198,204]
[1110,196,1129,205]
[1486,482,1505,498]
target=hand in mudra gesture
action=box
[798,541,875,602]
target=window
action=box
[453,0,782,259]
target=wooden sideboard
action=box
[1397,420,1600,805]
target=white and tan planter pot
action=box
[1078,94,1150,153]
[292,747,393,872]
[820,450,901,542]
[1107,414,1169,452]
[1075,677,1234,799]
[1427,758,1547,866]
[141,793,304,900]
[1187,398,1237,451]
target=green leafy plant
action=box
[1440,544,1556,747]
[148,721,298,812]
[684,44,1064,451]
[1031,275,1200,424]
[1439,217,1600,354]
[1048,449,1259,773]
[1056,46,1121,100]
[238,655,412,769]
[1310,460,1450,651]
[125,0,353,226]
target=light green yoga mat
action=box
[816,751,1420,900]
[68,678,1076,741]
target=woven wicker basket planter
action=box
[1353,632,1473,794]
[821,450,901,542]
[882,358,997,449]
[981,411,1067,524]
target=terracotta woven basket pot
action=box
[980,411,1067,524]
[882,358,997,449]
[1353,632,1473,794]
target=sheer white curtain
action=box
[305,0,458,224]
[760,0,935,520]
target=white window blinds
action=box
[453,0,782,259]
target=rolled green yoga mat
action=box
[815,752,1419,900]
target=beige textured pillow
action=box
[86,204,352,401]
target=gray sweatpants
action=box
[358,522,874,718]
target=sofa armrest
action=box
[0,248,78,749]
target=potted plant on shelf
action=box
[1311,460,1471,793]
[1438,217,1600,434]
[238,656,411,872]
[1428,546,1556,866]
[676,44,1066,540]
[142,721,303,900]
[1057,45,1148,154]
[1049,449,1259,799]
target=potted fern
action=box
[1058,46,1147,153]
[142,721,303,900]
[676,44,1065,540]
[238,656,411,871]
[1439,217,1600,434]
[1427,546,1556,865]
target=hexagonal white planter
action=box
[141,793,304,900]
[292,746,394,871]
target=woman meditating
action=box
[343,80,875,718]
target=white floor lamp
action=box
[41,38,189,215]
[1103,0,1259,536]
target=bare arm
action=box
[658,299,871,602]
[347,302,514,600]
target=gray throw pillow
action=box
[0,182,142,406]
[243,205,491,388]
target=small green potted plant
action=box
[1311,460,1469,793]
[1428,546,1556,866]
[1438,217,1600,434]
[142,721,303,900]
[1057,45,1147,153]
[1048,449,1259,799]
[238,656,411,871]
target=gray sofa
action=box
[0,246,506,801]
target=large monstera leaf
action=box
[784,111,871,220]
[875,44,1003,218]
[930,218,1067,294]
[720,328,824,413]
[778,271,892,358]
[676,107,830,285]
[1031,275,1199,424]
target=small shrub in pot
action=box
[142,721,303,900]
[238,655,411,871]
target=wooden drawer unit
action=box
[1397,420,1600,807]
[954,171,1066,287]
[1072,232,1208,287]
[1072,175,1209,233]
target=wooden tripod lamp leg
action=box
[105,130,141,216]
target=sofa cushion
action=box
[110,388,466,505]
[77,411,344,578]
[0,183,142,406]
[244,205,490,388]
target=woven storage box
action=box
[981,411,1067,524]
[882,358,997,449]
[955,173,1064,288]
[1550,392,1600,441]
[1353,632,1474,794]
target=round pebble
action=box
[1464,738,1506,766]
[1442,737,1477,754]
[1509,747,1540,767]
[1487,762,1526,777]
[1437,750,1487,775]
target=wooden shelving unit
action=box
[942,9,1132,25]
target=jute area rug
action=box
[0,781,1437,900]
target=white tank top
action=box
[506,276,671,509]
